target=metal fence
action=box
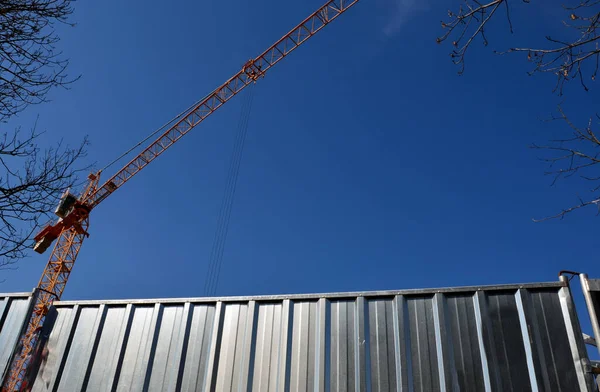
[21,279,595,391]
[0,292,35,384]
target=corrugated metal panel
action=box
[0,292,34,383]
[29,282,596,391]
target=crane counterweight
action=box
[32,203,91,254]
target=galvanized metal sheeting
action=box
[30,282,596,391]
[0,292,34,382]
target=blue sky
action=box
[1,0,599,324]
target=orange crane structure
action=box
[2,0,361,390]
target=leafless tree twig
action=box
[531,106,600,220]
[439,0,600,220]
[0,121,89,269]
[438,0,600,95]
[0,0,79,121]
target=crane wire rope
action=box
[203,85,254,296]
[203,83,255,296]
[203,84,255,296]
[98,88,218,174]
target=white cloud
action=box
[383,0,429,36]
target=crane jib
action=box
[86,0,360,210]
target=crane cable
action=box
[99,88,218,173]
[203,84,255,296]
[204,84,255,297]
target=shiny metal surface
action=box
[581,274,600,361]
[0,292,34,383]
[27,282,596,391]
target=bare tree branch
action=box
[438,0,600,94]
[0,122,90,269]
[532,196,600,221]
[530,106,600,220]
[0,0,79,121]
[436,0,507,74]
[0,1,91,270]
[439,1,600,220]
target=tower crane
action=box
[2,0,361,390]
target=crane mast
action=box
[2,0,361,390]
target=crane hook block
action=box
[242,59,264,81]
